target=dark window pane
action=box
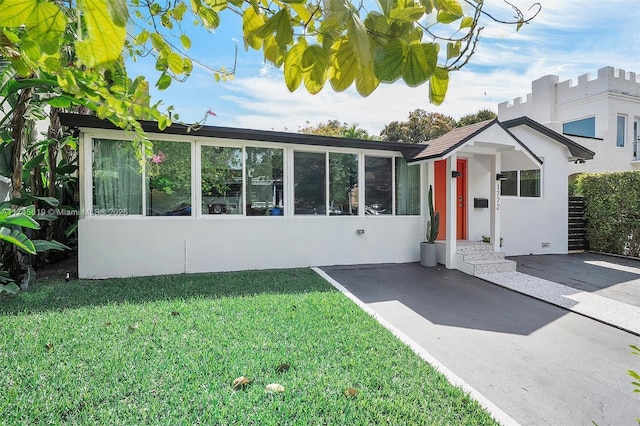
[294,152,326,215]
[246,147,284,216]
[329,153,358,215]
[147,141,192,216]
[365,156,392,215]
[616,115,626,147]
[201,146,243,215]
[500,171,517,196]
[520,169,541,197]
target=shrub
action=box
[576,172,640,257]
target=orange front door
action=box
[434,159,467,240]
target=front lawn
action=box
[0,268,498,425]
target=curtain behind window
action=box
[395,158,420,215]
[93,139,142,214]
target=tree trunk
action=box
[10,86,33,199]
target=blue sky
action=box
[129,0,640,135]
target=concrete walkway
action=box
[479,253,640,336]
[317,259,640,426]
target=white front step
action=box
[454,242,516,276]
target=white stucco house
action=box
[59,113,593,279]
[498,66,640,177]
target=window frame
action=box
[562,117,596,138]
[499,169,542,198]
[616,114,626,148]
[84,132,420,219]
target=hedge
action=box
[575,171,640,257]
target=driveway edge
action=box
[312,267,520,426]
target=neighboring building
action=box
[498,66,640,177]
[60,113,592,279]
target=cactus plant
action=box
[426,185,439,243]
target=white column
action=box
[445,153,457,268]
[490,153,501,252]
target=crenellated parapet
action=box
[499,67,640,119]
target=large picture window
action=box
[294,152,326,215]
[395,158,420,215]
[365,157,392,215]
[92,139,143,215]
[246,147,284,216]
[147,140,192,216]
[201,146,243,215]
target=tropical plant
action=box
[426,184,439,243]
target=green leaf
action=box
[329,39,359,92]
[106,0,128,26]
[47,96,73,108]
[167,53,184,74]
[434,0,462,16]
[203,0,227,12]
[364,12,389,35]
[301,45,329,94]
[437,10,460,24]
[1,213,40,230]
[283,39,307,92]
[460,16,473,29]
[76,0,127,69]
[255,9,293,47]
[402,42,437,86]
[199,7,220,29]
[0,0,37,26]
[242,7,265,50]
[179,34,191,49]
[0,282,20,294]
[156,73,172,90]
[150,33,169,54]
[0,227,36,254]
[429,66,449,105]
[33,239,71,252]
[389,6,425,23]
[374,39,407,83]
[25,0,67,55]
[446,41,460,60]
[347,10,372,69]
[355,63,379,97]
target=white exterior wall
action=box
[466,155,492,242]
[498,67,640,174]
[78,130,425,279]
[499,126,570,256]
[78,216,423,278]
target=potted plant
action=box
[420,185,439,267]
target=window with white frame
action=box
[365,156,392,215]
[616,115,626,147]
[395,158,420,215]
[92,138,192,216]
[500,169,541,198]
[201,146,243,215]
[246,147,284,216]
[294,151,326,215]
[329,153,358,215]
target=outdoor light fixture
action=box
[451,170,462,178]
[496,173,508,181]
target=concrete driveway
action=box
[319,262,640,426]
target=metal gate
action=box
[568,196,586,251]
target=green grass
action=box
[0,269,498,425]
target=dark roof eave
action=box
[502,116,595,160]
[58,113,422,157]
